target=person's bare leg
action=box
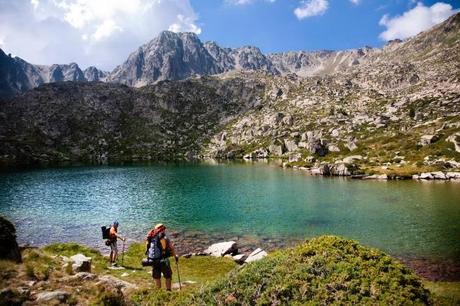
[109,251,114,263]
[155,278,161,289]
[166,278,172,291]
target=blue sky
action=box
[193,0,460,53]
[0,0,458,69]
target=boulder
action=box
[245,248,267,263]
[0,216,21,263]
[284,139,298,152]
[446,172,460,179]
[446,133,460,153]
[419,172,433,180]
[70,254,92,273]
[35,291,70,303]
[430,171,447,180]
[342,155,363,164]
[288,153,302,163]
[307,139,328,156]
[420,135,439,146]
[330,163,354,176]
[204,241,237,257]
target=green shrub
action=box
[187,236,431,305]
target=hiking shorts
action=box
[152,258,172,279]
[110,240,117,252]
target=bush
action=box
[187,236,431,305]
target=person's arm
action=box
[168,239,178,262]
[115,232,125,241]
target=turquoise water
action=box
[0,162,459,260]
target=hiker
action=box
[108,221,125,266]
[145,223,179,290]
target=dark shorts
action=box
[152,258,172,279]
[110,240,117,252]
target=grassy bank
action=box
[1,236,459,305]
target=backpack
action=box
[147,236,171,260]
[101,226,110,240]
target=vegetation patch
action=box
[187,236,431,305]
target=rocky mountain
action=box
[0,49,107,97]
[107,31,368,86]
[0,13,459,175]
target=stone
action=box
[328,145,340,152]
[446,172,460,179]
[346,141,358,151]
[232,254,246,263]
[284,139,298,152]
[204,241,237,257]
[97,275,137,293]
[430,171,447,180]
[419,173,433,180]
[363,174,388,180]
[288,153,302,163]
[420,135,439,146]
[330,163,353,176]
[35,290,70,303]
[70,254,92,273]
[0,216,21,262]
[342,155,363,164]
[245,248,267,263]
[446,133,460,153]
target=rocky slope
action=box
[0,49,107,97]
[0,13,459,174]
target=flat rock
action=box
[342,155,363,164]
[232,254,246,264]
[97,275,137,294]
[35,290,70,302]
[204,241,237,257]
[446,172,460,179]
[245,248,267,263]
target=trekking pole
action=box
[121,239,125,266]
[176,259,182,290]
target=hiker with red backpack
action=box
[144,223,179,291]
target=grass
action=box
[1,238,455,305]
[423,281,460,305]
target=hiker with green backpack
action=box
[144,223,179,291]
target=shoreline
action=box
[20,231,460,282]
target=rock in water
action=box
[0,216,21,262]
[204,241,237,257]
[70,254,92,273]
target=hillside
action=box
[0,14,459,175]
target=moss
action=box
[43,242,108,272]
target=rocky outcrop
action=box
[0,216,21,262]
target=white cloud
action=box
[0,0,201,70]
[226,0,275,5]
[169,14,202,34]
[349,0,360,5]
[294,0,328,20]
[379,2,459,41]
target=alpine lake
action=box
[1,161,459,273]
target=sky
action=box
[0,0,458,71]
